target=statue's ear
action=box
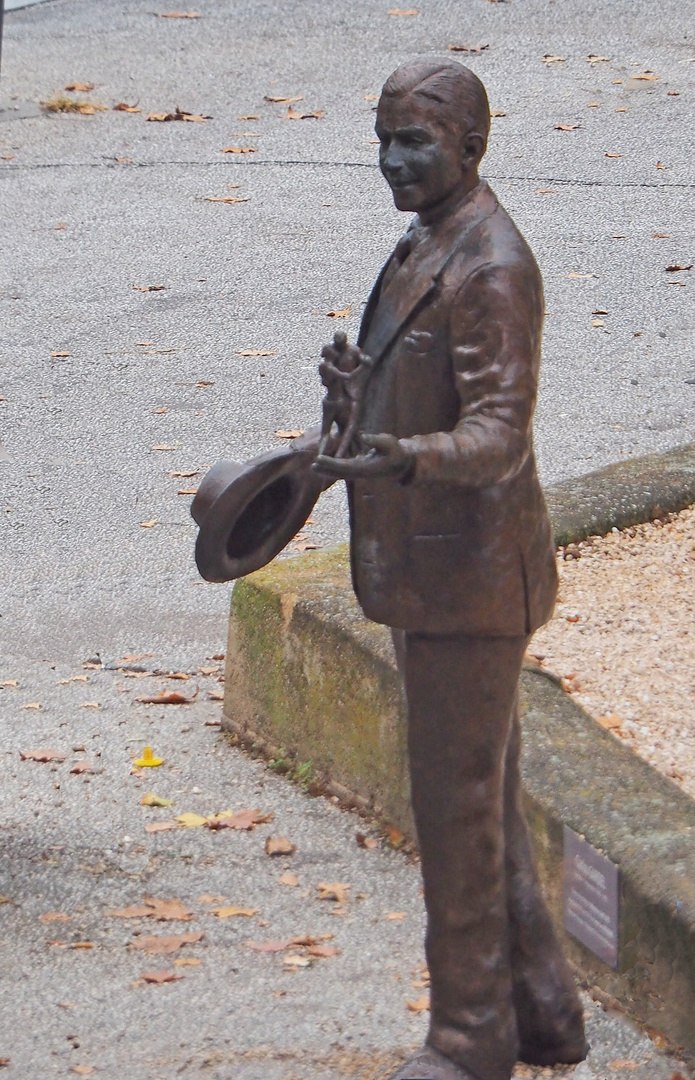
[462,130,485,167]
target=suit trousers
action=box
[393,631,575,1080]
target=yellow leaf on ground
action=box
[141,793,174,807]
[407,994,430,1012]
[210,906,259,918]
[175,812,209,828]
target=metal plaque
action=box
[563,826,620,968]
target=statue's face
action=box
[375,92,473,213]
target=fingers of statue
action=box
[312,436,411,480]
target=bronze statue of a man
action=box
[312,60,588,1080]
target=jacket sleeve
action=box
[400,261,543,488]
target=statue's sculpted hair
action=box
[381,59,490,155]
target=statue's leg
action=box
[503,695,589,1066]
[401,632,528,1080]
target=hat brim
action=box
[191,429,323,582]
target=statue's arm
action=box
[399,261,542,488]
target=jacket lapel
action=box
[358,182,498,368]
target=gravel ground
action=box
[533,505,695,800]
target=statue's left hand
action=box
[312,433,413,481]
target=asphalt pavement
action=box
[0,0,694,1076]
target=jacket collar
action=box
[358,181,498,365]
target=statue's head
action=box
[376,59,490,215]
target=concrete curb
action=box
[222,443,695,1060]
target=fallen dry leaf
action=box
[175,957,202,967]
[285,105,324,120]
[407,994,430,1012]
[206,809,273,831]
[534,188,556,194]
[326,304,351,318]
[204,196,249,204]
[70,1067,94,1076]
[70,761,94,775]
[175,812,209,828]
[586,54,610,63]
[542,54,566,64]
[41,912,71,922]
[135,284,166,292]
[164,672,191,680]
[130,931,203,955]
[264,94,303,103]
[113,102,140,112]
[307,944,340,958]
[109,897,193,921]
[136,688,198,704]
[653,233,670,238]
[0,1059,9,1068]
[145,821,177,833]
[71,942,94,949]
[317,882,350,904]
[274,429,304,439]
[447,43,489,53]
[283,953,311,967]
[605,151,622,158]
[237,349,276,356]
[147,107,211,122]
[555,123,579,131]
[490,109,506,117]
[0,680,19,687]
[210,906,258,918]
[141,792,174,807]
[238,113,259,119]
[141,969,184,983]
[169,469,199,478]
[632,72,659,81]
[356,832,379,850]
[20,748,65,762]
[50,351,71,358]
[65,81,94,92]
[265,836,297,857]
[385,912,407,920]
[199,894,226,903]
[221,145,257,154]
[157,9,202,15]
[248,938,294,953]
[388,7,419,13]
[665,264,693,272]
[279,871,299,887]
[385,824,405,848]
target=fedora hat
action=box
[191,427,324,582]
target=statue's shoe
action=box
[386,1046,481,1080]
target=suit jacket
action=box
[347,180,558,636]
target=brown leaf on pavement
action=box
[50,352,71,358]
[147,108,211,122]
[386,911,407,920]
[145,821,177,833]
[109,897,193,920]
[168,470,199,478]
[238,114,259,119]
[317,882,350,904]
[210,906,258,918]
[237,349,276,356]
[140,519,158,528]
[174,957,202,966]
[632,72,658,80]
[356,832,379,850]
[542,55,566,64]
[130,931,204,955]
[265,836,297,857]
[41,912,71,922]
[586,55,610,63]
[0,1060,10,1068]
[140,970,184,983]
[205,810,273,831]
[605,151,622,158]
[113,102,141,112]
[490,109,506,117]
[273,429,304,439]
[70,761,94,774]
[264,95,303,103]
[204,196,249,203]
[279,871,299,887]
[70,1067,95,1076]
[157,9,202,15]
[555,123,579,131]
[388,7,419,13]
[407,994,431,1012]
[65,82,94,92]
[447,43,489,53]
[20,749,66,763]
[134,284,166,292]
[247,939,294,952]
[284,105,325,120]
[307,944,340,958]
[385,824,405,848]
[135,687,198,704]
[326,305,351,318]
[207,689,224,701]
[221,146,257,154]
[665,264,693,272]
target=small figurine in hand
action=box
[317,330,375,460]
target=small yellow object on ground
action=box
[134,746,164,768]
